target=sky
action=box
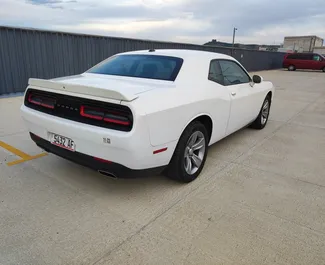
[0,0,324,45]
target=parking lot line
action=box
[0,140,32,159]
[0,140,48,166]
[6,153,48,166]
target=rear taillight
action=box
[80,105,131,126]
[103,113,130,126]
[80,106,104,120]
[28,93,56,109]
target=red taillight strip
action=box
[153,147,168,154]
[94,157,112,164]
[103,117,130,126]
[28,94,55,109]
[40,103,55,109]
[80,106,103,120]
[28,94,41,106]
[81,105,131,126]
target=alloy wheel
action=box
[184,131,206,175]
[261,99,270,125]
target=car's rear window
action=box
[87,54,183,81]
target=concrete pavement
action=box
[1,70,325,265]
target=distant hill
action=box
[204,39,281,51]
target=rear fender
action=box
[144,101,213,147]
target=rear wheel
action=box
[288,65,296,71]
[250,95,271,130]
[322,67,325,72]
[164,121,208,183]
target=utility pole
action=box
[232,27,237,55]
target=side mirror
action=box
[252,75,263,84]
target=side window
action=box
[219,60,251,86]
[208,60,224,85]
[287,54,297,59]
[300,54,312,60]
[313,54,321,61]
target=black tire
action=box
[288,65,296,71]
[250,95,271,130]
[164,121,209,183]
[322,67,325,72]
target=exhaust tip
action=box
[98,170,117,179]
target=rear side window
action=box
[87,54,183,81]
[300,54,313,60]
[208,60,224,85]
[287,54,312,60]
[286,54,297,59]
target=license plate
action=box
[50,133,76,152]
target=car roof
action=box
[288,52,316,55]
[118,49,234,61]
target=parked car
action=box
[20,49,274,183]
[283,52,325,72]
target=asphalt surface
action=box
[1,69,325,265]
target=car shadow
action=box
[43,129,247,191]
[280,68,324,73]
[35,119,277,198]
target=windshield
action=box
[87,54,183,81]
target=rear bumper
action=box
[21,105,177,170]
[30,133,165,178]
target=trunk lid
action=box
[28,73,174,102]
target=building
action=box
[313,46,325,56]
[204,39,233,48]
[283,35,324,52]
[259,45,282,52]
[277,47,294,53]
[204,39,261,50]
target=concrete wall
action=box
[314,47,325,55]
[0,26,286,95]
[284,36,324,52]
[315,38,324,48]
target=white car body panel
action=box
[136,82,231,146]
[29,74,175,102]
[20,49,274,172]
[225,82,268,134]
[21,103,177,169]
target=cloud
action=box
[27,0,77,9]
[0,0,324,45]
[28,0,63,4]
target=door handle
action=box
[231,92,236,96]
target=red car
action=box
[283,53,325,72]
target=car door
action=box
[311,54,323,70]
[218,59,260,135]
[206,60,233,143]
[299,53,313,69]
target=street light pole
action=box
[232,27,237,55]
[232,27,237,47]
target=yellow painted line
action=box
[0,141,32,159]
[7,153,48,166]
[0,140,48,166]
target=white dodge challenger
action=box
[21,49,274,182]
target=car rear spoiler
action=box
[28,78,139,102]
